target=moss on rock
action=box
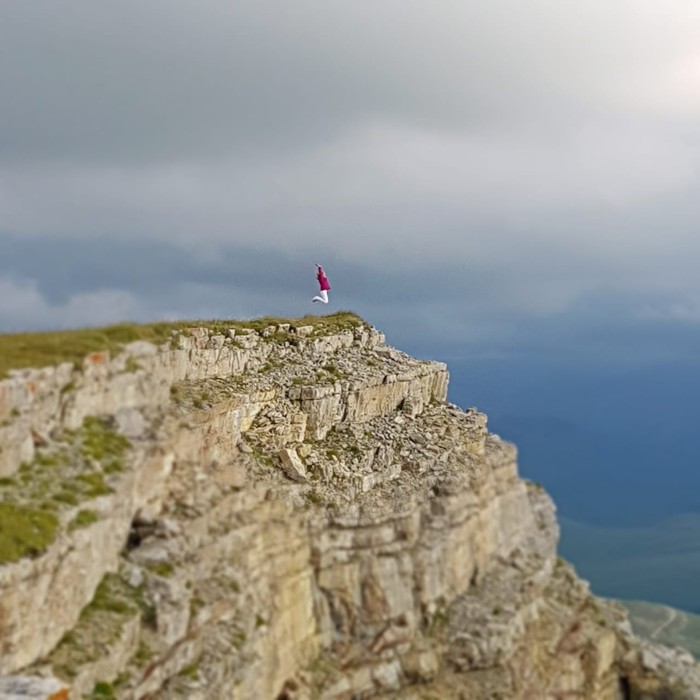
[68,509,99,531]
[0,502,59,564]
[49,573,144,681]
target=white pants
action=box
[312,290,329,304]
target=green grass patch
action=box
[80,416,130,463]
[69,509,99,531]
[51,572,145,681]
[90,682,116,699]
[35,451,70,468]
[0,502,59,564]
[140,602,157,629]
[231,629,247,649]
[2,417,124,517]
[1,418,125,523]
[0,312,364,378]
[305,490,324,506]
[123,356,141,373]
[0,408,20,427]
[55,491,80,506]
[134,640,154,668]
[178,663,200,679]
[75,472,113,498]
[148,562,175,578]
[82,575,138,617]
[322,362,345,379]
[0,323,175,379]
[103,459,124,475]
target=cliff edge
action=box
[0,313,698,699]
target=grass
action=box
[51,573,145,681]
[0,416,129,563]
[68,509,99,531]
[0,502,59,563]
[526,479,546,493]
[318,362,347,383]
[82,575,138,617]
[178,663,200,679]
[0,407,20,427]
[0,322,178,380]
[305,489,324,506]
[0,311,364,379]
[148,562,174,578]
[89,682,116,699]
[307,655,343,692]
[134,640,154,668]
[123,356,141,374]
[80,416,130,463]
[75,472,112,498]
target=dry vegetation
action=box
[0,311,364,379]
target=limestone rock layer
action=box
[0,316,698,699]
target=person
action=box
[312,263,331,304]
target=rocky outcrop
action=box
[0,313,698,699]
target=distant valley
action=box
[561,516,700,613]
[442,355,700,613]
[623,600,700,659]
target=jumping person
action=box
[312,263,331,304]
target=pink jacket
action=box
[317,266,331,291]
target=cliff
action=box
[0,313,698,699]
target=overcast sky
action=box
[2,0,700,364]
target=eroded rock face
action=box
[0,318,698,699]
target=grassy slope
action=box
[623,600,700,659]
[0,311,363,379]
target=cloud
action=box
[1,0,700,357]
[2,0,700,166]
[635,298,700,324]
[0,277,139,331]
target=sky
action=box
[3,2,700,607]
[2,0,700,357]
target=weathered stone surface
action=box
[0,318,698,699]
[294,324,313,337]
[0,503,132,673]
[279,447,308,481]
[115,407,147,438]
[0,676,68,699]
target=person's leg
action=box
[312,290,329,304]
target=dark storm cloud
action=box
[0,232,488,315]
[1,0,700,354]
[3,232,699,377]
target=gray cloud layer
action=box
[2,1,700,358]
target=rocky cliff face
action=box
[0,314,698,700]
